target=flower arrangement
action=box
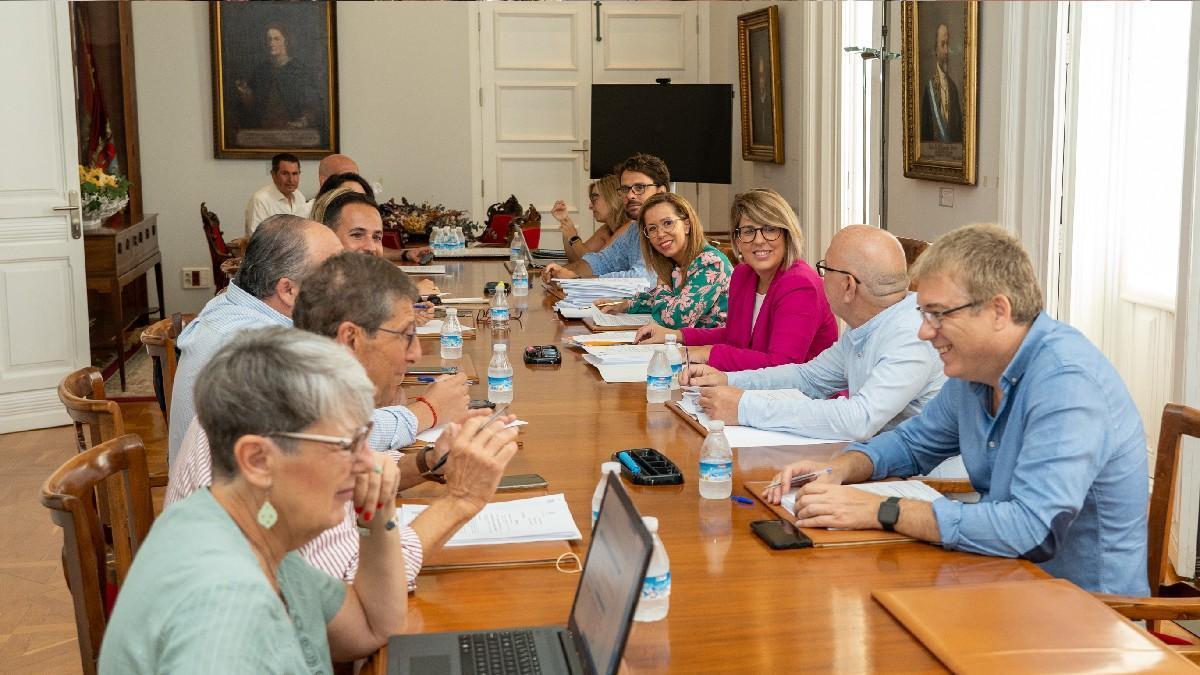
[78,165,129,228]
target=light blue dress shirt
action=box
[730,294,945,441]
[583,221,657,284]
[854,313,1150,596]
[168,283,417,464]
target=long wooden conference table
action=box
[380,259,1045,673]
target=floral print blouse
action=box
[628,245,732,329]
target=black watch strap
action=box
[416,445,447,484]
[568,235,583,246]
[878,496,901,532]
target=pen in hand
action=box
[428,404,512,475]
[594,300,625,309]
[765,467,833,491]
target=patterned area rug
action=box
[92,332,156,399]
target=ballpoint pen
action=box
[594,300,625,309]
[427,404,511,475]
[764,467,833,491]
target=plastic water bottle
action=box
[699,420,734,499]
[645,345,671,403]
[635,516,670,622]
[455,226,466,250]
[512,259,530,297]
[591,461,622,528]
[487,343,514,404]
[431,226,445,252]
[490,282,510,330]
[510,226,527,261]
[664,335,683,390]
[439,308,463,360]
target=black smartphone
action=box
[408,366,458,376]
[484,281,499,296]
[468,399,496,410]
[750,519,812,550]
[496,473,549,491]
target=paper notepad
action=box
[675,396,845,448]
[399,494,582,546]
[581,344,658,364]
[398,265,446,274]
[415,419,526,443]
[567,331,639,346]
[781,480,944,515]
[587,308,650,327]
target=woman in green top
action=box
[99,327,516,674]
[595,192,732,329]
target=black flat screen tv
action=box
[591,84,732,184]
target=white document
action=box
[581,355,648,383]
[442,297,487,305]
[677,397,845,448]
[587,308,650,327]
[556,303,592,319]
[581,344,658,364]
[398,265,447,274]
[416,320,475,336]
[415,419,527,443]
[399,494,583,546]
[568,331,639,346]
[780,480,944,515]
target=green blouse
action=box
[628,244,732,329]
[99,489,347,674]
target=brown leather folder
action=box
[873,578,1199,673]
[742,480,917,548]
[667,400,708,437]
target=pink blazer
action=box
[680,260,838,371]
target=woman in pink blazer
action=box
[634,189,837,371]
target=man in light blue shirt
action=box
[685,226,945,442]
[765,224,1149,596]
[541,153,668,284]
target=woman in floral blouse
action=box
[594,192,732,329]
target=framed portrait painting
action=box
[738,6,783,164]
[902,1,978,184]
[210,1,338,159]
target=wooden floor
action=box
[0,401,166,675]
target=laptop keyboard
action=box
[458,630,543,675]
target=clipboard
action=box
[667,400,709,436]
[742,480,918,548]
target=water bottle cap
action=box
[496,282,506,290]
[641,516,659,533]
[709,420,725,431]
[600,461,621,474]
[493,344,506,352]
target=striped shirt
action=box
[167,417,423,589]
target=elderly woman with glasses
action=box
[594,192,732,329]
[100,327,499,672]
[550,175,627,263]
[633,189,837,370]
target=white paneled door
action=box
[0,2,90,433]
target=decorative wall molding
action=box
[797,2,843,266]
[0,387,67,435]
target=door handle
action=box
[55,190,82,239]
[52,205,76,211]
[571,140,590,171]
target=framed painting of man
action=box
[738,6,784,164]
[210,1,338,160]
[902,1,978,184]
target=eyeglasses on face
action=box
[643,216,686,238]
[374,325,418,350]
[815,260,861,284]
[916,301,979,329]
[267,421,375,457]
[617,183,659,197]
[734,224,784,243]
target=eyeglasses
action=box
[734,225,784,243]
[374,325,418,350]
[617,183,659,197]
[588,192,601,203]
[916,301,979,329]
[268,421,375,457]
[815,260,860,284]
[643,216,686,238]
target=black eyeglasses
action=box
[815,260,860,284]
[617,183,659,197]
[734,225,784,243]
[267,421,374,457]
[374,325,418,350]
[916,301,979,329]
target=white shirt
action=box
[751,292,767,331]
[244,183,309,236]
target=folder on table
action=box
[873,579,1198,674]
[742,480,917,548]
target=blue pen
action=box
[617,451,641,474]
[415,376,435,383]
[730,495,753,505]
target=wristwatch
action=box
[877,496,901,532]
[568,235,583,247]
[415,444,447,484]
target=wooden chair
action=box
[58,367,168,488]
[201,202,234,293]
[1097,403,1200,649]
[708,238,737,265]
[40,434,155,675]
[139,312,194,426]
[896,236,930,291]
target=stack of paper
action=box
[566,331,639,347]
[585,307,651,327]
[677,396,846,448]
[554,278,652,319]
[416,319,476,336]
[399,494,583,547]
[581,344,658,364]
[398,265,447,274]
[780,480,944,515]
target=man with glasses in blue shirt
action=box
[540,153,668,283]
[764,223,1149,596]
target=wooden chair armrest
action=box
[1177,646,1200,665]
[1094,593,1200,620]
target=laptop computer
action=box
[388,473,652,675]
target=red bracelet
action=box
[411,396,437,427]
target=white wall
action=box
[132,2,474,314]
[885,1,1003,243]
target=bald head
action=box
[318,154,359,188]
[823,225,909,322]
[236,215,343,310]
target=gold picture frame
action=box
[902,1,978,184]
[210,1,339,160]
[738,6,783,164]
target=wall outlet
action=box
[182,267,213,289]
[938,187,955,208]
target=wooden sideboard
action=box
[84,213,164,390]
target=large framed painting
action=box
[210,1,338,159]
[902,1,978,184]
[738,6,783,164]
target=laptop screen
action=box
[566,473,653,675]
